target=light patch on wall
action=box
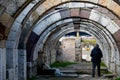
[100,16,109,26]
[90,10,120,34]
[106,21,120,34]
[89,10,101,21]
[33,12,61,35]
[57,2,96,8]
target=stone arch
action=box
[4,0,120,79]
[38,17,116,67]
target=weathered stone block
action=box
[0,48,6,80]
[42,0,54,10]
[100,16,109,26]
[68,2,84,8]
[113,20,120,27]
[113,29,120,42]
[98,0,108,6]
[22,3,34,15]
[50,0,61,5]
[18,49,26,80]
[7,31,19,41]
[11,22,21,31]
[116,42,120,53]
[80,9,91,18]
[16,14,26,23]
[49,12,61,23]
[64,19,73,23]
[89,10,101,21]
[36,5,46,15]
[107,0,120,18]
[71,8,80,16]
[56,37,75,62]
[60,9,70,18]
[30,12,39,25]
[6,41,16,49]
[0,13,11,26]
[6,49,18,80]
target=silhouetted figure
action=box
[90,44,103,77]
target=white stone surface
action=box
[36,5,46,15]
[22,3,34,15]
[63,19,73,23]
[56,21,64,26]
[16,14,26,23]
[59,2,97,8]
[49,12,61,23]
[6,41,16,48]
[90,10,120,34]
[33,12,61,35]
[7,31,19,41]
[11,22,21,31]
[34,20,47,35]
[106,21,119,34]
[89,10,101,21]
[33,45,39,61]
[0,48,6,80]
[18,49,26,80]
[68,2,85,8]
[6,49,18,80]
[100,16,109,26]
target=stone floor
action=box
[37,76,112,80]
[36,62,115,80]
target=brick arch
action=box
[5,0,120,50]
[36,17,119,74]
[19,1,120,50]
[23,1,120,59]
[36,18,116,70]
[1,0,120,79]
[24,5,120,63]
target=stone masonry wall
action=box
[57,37,75,62]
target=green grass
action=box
[101,61,107,67]
[81,39,96,45]
[50,61,77,68]
[101,70,112,74]
[115,77,120,80]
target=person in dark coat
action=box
[90,44,103,77]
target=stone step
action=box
[37,74,111,80]
[103,74,115,78]
[60,67,107,70]
[60,67,108,74]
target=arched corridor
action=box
[0,0,120,80]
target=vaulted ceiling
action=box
[0,0,120,62]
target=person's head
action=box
[95,44,99,47]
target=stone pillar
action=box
[0,48,6,80]
[27,61,37,78]
[18,49,26,80]
[75,37,82,62]
[6,49,18,80]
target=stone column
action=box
[27,61,37,78]
[18,49,26,80]
[6,49,18,80]
[0,48,6,80]
[75,37,82,62]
